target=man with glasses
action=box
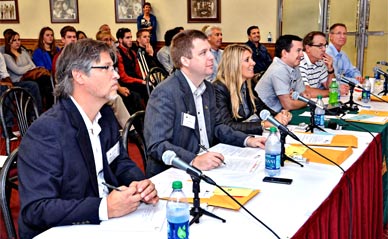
[255,34,309,112]
[18,39,159,238]
[326,23,363,84]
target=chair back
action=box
[145,67,169,96]
[0,87,39,155]
[0,148,19,239]
[122,110,147,172]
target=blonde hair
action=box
[215,44,256,119]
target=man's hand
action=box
[340,84,349,96]
[192,152,225,170]
[107,185,141,218]
[118,86,130,97]
[322,53,333,71]
[246,136,266,149]
[130,179,159,205]
[273,110,292,126]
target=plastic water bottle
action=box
[329,78,339,107]
[314,95,325,130]
[361,76,371,103]
[267,32,272,43]
[166,181,190,239]
[265,127,281,176]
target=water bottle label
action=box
[167,220,189,239]
[265,154,280,170]
[314,114,325,126]
[361,90,370,102]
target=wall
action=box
[4,0,278,43]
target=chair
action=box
[122,110,147,172]
[0,87,39,155]
[0,148,19,239]
[145,67,169,96]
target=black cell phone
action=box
[262,176,293,185]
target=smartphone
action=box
[262,176,293,185]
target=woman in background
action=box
[137,2,157,49]
[213,44,291,135]
[32,27,59,72]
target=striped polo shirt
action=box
[299,52,328,89]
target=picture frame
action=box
[49,0,79,23]
[187,0,220,23]
[0,0,19,23]
[115,0,145,23]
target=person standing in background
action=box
[137,2,157,49]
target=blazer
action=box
[213,81,277,135]
[18,98,145,239]
[144,70,248,177]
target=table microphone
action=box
[259,109,299,141]
[377,61,388,66]
[291,92,324,110]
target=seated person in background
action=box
[18,39,158,239]
[133,29,164,73]
[0,28,14,54]
[326,23,363,84]
[32,26,60,72]
[255,34,309,112]
[157,28,180,74]
[144,30,266,178]
[4,31,53,110]
[205,25,223,82]
[76,30,88,40]
[52,25,77,77]
[245,25,272,75]
[213,44,291,135]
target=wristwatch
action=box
[327,69,335,74]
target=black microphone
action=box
[259,109,299,141]
[373,66,388,77]
[339,76,359,87]
[377,61,388,66]
[162,150,215,185]
[291,91,324,110]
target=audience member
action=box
[18,39,158,239]
[213,44,291,135]
[245,25,272,75]
[4,31,53,109]
[0,28,14,53]
[144,30,266,177]
[32,27,60,72]
[255,34,308,112]
[156,28,179,74]
[135,29,163,72]
[204,25,223,82]
[137,2,157,49]
[52,25,77,76]
[76,30,88,40]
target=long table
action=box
[34,129,382,239]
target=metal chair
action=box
[145,67,169,96]
[122,110,147,172]
[0,148,19,239]
[0,87,39,155]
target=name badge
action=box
[106,141,120,164]
[181,112,196,129]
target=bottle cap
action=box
[172,181,183,189]
[317,95,322,99]
[269,126,277,133]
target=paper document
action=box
[342,113,388,125]
[287,133,334,145]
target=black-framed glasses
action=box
[310,44,328,49]
[90,65,116,72]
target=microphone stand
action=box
[305,105,326,133]
[190,175,226,225]
[279,131,303,167]
[342,84,360,111]
[378,75,388,96]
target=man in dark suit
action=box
[144,30,266,177]
[18,39,158,239]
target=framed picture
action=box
[0,0,19,23]
[115,0,145,23]
[187,0,220,23]
[49,0,79,23]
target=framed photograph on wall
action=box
[187,0,220,23]
[115,0,145,23]
[0,0,19,23]
[50,0,79,23]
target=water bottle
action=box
[166,181,190,239]
[361,76,371,103]
[328,78,339,107]
[265,127,281,176]
[314,95,325,130]
[267,32,272,43]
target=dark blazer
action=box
[144,70,248,177]
[18,98,145,239]
[213,81,277,135]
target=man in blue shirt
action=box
[245,26,272,75]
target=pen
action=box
[102,182,122,192]
[198,144,226,165]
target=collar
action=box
[182,71,207,97]
[70,96,102,134]
[328,43,342,57]
[274,57,297,74]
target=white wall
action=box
[5,0,278,43]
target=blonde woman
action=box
[213,44,291,135]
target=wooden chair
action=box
[145,67,169,96]
[122,110,147,172]
[0,87,39,155]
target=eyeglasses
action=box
[90,65,116,72]
[310,44,328,49]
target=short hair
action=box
[60,25,77,38]
[204,25,221,37]
[76,30,87,39]
[275,34,302,58]
[143,2,151,8]
[55,39,117,98]
[163,29,178,47]
[171,30,208,69]
[329,23,347,33]
[95,30,113,41]
[116,28,131,40]
[302,31,326,49]
[247,25,259,36]
[3,28,14,38]
[136,29,150,39]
